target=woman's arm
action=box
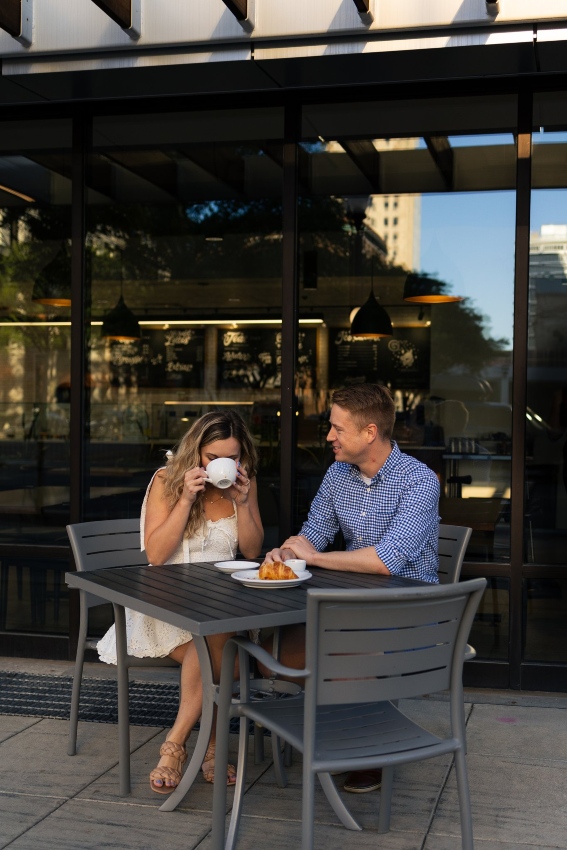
[233,477,263,558]
[144,467,206,565]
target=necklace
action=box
[205,493,224,505]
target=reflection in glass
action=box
[466,576,509,661]
[527,131,567,566]
[86,111,284,562]
[295,129,515,564]
[523,579,567,663]
[0,119,72,635]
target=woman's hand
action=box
[180,466,208,505]
[228,462,252,506]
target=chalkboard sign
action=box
[329,327,430,389]
[218,328,316,390]
[109,328,205,389]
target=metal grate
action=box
[0,671,179,727]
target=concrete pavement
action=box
[0,658,566,850]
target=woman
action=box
[97,410,263,794]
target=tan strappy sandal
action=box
[201,744,237,786]
[149,740,188,795]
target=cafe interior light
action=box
[403,272,463,304]
[31,242,71,307]
[101,251,141,342]
[0,317,325,328]
[350,264,393,339]
[101,294,141,341]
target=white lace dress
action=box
[97,469,238,664]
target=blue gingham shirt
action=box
[300,442,440,583]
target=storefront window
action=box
[297,99,517,571]
[0,119,72,634]
[522,92,567,665]
[86,109,284,632]
[526,126,567,566]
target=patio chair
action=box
[212,578,486,850]
[66,519,178,774]
[264,523,475,785]
[438,523,472,584]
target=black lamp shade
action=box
[403,273,462,303]
[32,243,71,307]
[350,290,393,338]
[101,294,141,341]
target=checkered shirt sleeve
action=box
[299,443,440,583]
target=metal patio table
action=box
[65,561,425,812]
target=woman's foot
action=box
[149,739,188,795]
[201,744,237,785]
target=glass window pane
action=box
[297,102,516,564]
[528,126,567,565]
[523,578,567,663]
[0,118,72,635]
[466,577,510,661]
[86,108,283,615]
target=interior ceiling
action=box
[0,138,541,209]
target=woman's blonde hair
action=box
[162,410,258,538]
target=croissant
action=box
[258,561,298,580]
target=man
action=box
[264,383,440,793]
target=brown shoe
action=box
[343,769,382,793]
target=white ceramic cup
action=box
[205,457,238,489]
[284,558,307,572]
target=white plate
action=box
[231,569,312,589]
[214,560,260,573]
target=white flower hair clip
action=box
[165,450,173,459]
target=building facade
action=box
[0,0,566,691]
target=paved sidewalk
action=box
[1,657,566,850]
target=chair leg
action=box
[378,765,394,833]
[113,604,131,796]
[317,773,361,831]
[253,721,264,763]
[225,715,250,850]
[67,620,88,756]
[454,748,474,850]
[301,768,316,850]
[284,740,293,767]
[211,677,239,850]
[272,734,288,788]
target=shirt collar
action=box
[351,441,400,483]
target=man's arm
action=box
[373,471,439,577]
[279,534,390,574]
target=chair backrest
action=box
[438,524,472,584]
[305,578,486,709]
[67,518,148,609]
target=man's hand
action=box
[279,535,317,564]
[262,547,296,563]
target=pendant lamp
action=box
[32,242,71,307]
[101,293,140,341]
[403,272,463,304]
[101,249,140,342]
[350,264,393,339]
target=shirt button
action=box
[358,536,362,540]
[361,512,366,516]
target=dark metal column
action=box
[70,113,90,525]
[509,90,532,689]
[68,113,90,660]
[279,103,300,541]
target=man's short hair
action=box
[332,384,396,440]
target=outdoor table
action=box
[65,561,426,812]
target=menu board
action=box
[108,328,205,389]
[218,327,316,389]
[329,327,430,389]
